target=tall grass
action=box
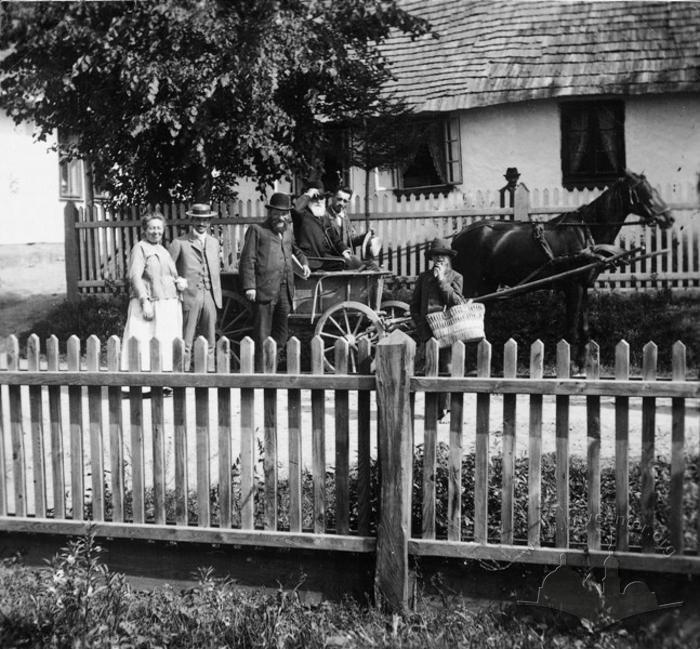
[0,531,695,648]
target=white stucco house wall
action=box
[358,0,700,204]
[0,116,64,245]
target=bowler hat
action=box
[186,203,217,218]
[427,237,456,258]
[265,192,292,212]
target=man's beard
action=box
[272,219,287,233]
[310,203,325,218]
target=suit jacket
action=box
[168,232,222,309]
[410,268,464,341]
[293,207,348,270]
[323,209,364,253]
[239,223,308,304]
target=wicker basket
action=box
[425,302,485,348]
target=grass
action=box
[0,532,697,648]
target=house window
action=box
[395,115,462,197]
[58,130,84,200]
[560,100,625,190]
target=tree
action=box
[0,0,430,206]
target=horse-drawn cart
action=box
[217,269,411,371]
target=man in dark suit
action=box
[169,203,222,371]
[239,193,310,371]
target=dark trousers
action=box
[183,289,217,371]
[417,341,452,414]
[252,285,291,372]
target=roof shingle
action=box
[382,0,700,112]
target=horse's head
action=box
[625,170,674,229]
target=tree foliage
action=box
[0,0,430,204]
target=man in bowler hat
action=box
[411,237,465,421]
[169,203,222,370]
[239,192,310,371]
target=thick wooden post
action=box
[374,330,415,613]
[64,201,81,303]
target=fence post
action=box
[64,201,81,303]
[374,329,415,613]
[514,183,530,220]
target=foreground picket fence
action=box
[0,331,699,610]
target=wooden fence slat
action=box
[287,337,302,533]
[262,338,278,531]
[194,337,211,527]
[67,336,83,520]
[7,336,26,517]
[150,338,166,526]
[615,341,630,551]
[474,339,492,544]
[47,336,65,519]
[528,340,544,547]
[357,339,372,536]
[128,337,145,524]
[239,337,255,530]
[172,339,188,525]
[334,339,350,535]
[641,342,658,553]
[106,337,124,522]
[27,334,47,518]
[448,341,465,542]
[585,341,601,551]
[87,336,104,521]
[422,339,439,540]
[217,337,232,529]
[670,341,686,554]
[311,336,326,534]
[501,338,517,544]
[555,340,570,548]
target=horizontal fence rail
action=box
[64,180,699,298]
[1,331,699,609]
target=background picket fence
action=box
[64,180,699,300]
[1,331,699,609]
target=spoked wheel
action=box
[380,300,414,335]
[314,301,385,373]
[216,290,254,369]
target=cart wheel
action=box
[314,301,385,373]
[380,300,414,335]
[216,290,254,369]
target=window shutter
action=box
[444,116,462,184]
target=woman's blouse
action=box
[128,240,179,301]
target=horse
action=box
[451,170,675,369]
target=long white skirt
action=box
[120,298,183,371]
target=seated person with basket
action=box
[293,181,371,272]
[410,237,466,422]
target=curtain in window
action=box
[568,111,590,173]
[596,105,620,170]
[426,123,448,184]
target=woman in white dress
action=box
[121,212,187,371]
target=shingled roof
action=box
[382,0,700,113]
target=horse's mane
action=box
[547,175,630,228]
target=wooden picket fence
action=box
[0,331,699,610]
[64,180,700,300]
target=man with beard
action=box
[239,192,311,371]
